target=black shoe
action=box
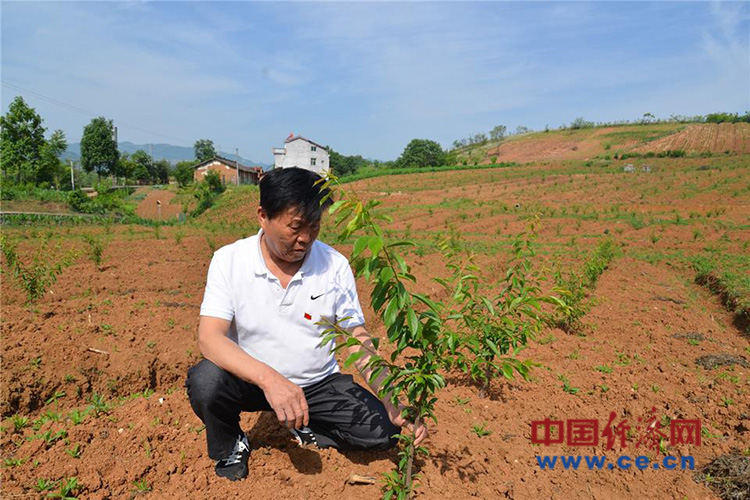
[215,434,250,481]
[289,426,319,448]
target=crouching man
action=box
[186,167,427,480]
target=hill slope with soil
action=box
[457,122,750,164]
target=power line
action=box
[1,80,194,145]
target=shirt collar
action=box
[252,229,268,276]
[252,228,315,278]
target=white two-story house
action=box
[272,134,330,175]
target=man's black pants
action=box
[186,359,400,460]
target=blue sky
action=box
[1,1,748,163]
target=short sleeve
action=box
[200,251,235,321]
[334,262,366,330]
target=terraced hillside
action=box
[456,122,750,165]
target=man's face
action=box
[258,205,321,263]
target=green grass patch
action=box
[339,162,517,184]
[691,254,750,328]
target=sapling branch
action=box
[317,174,448,500]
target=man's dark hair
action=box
[260,167,333,222]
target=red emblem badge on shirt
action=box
[304,313,312,320]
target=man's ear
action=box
[257,206,267,229]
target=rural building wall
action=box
[273,139,330,175]
[194,161,239,184]
[194,159,260,185]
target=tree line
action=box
[449,110,750,151]
[330,139,459,175]
[0,96,69,188]
[0,96,227,191]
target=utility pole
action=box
[236,148,240,185]
[69,160,75,190]
[113,125,118,186]
[150,143,154,186]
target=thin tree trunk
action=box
[405,415,422,500]
[405,440,414,496]
[479,366,492,399]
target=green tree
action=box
[515,125,530,135]
[194,139,216,162]
[37,129,67,186]
[489,125,506,141]
[80,117,119,179]
[396,139,446,168]
[115,152,135,182]
[328,146,366,177]
[473,132,488,144]
[130,150,152,182]
[569,117,593,129]
[0,96,46,185]
[203,170,225,193]
[153,159,170,184]
[173,160,195,187]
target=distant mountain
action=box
[61,141,271,169]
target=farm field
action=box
[460,122,750,165]
[1,153,749,499]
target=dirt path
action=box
[135,189,183,220]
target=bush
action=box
[570,117,595,129]
[0,235,77,303]
[396,138,446,168]
[552,239,616,333]
[661,149,686,158]
[190,172,226,217]
[173,161,195,187]
[582,238,615,287]
[68,189,90,212]
[203,170,225,194]
[68,184,135,216]
[2,184,71,202]
[704,112,750,124]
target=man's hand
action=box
[384,401,428,446]
[343,326,429,446]
[260,370,309,430]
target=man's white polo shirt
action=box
[199,230,366,387]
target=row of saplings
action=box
[319,176,614,500]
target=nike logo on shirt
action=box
[311,293,324,300]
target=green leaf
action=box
[384,298,399,328]
[352,235,371,259]
[343,350,366,369]
[371,285,389,312]
[412,293,439,311]
[328,199,346,214]
[387,241,415,249]
[480,296,495,315]
[317,333,338,349]
[368,237,384,258]
[501,363,514,379]
[394,253,408,274]
[368,365,384,385]
[447,333,458,353]
[406,309,419,337]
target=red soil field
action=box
[481,123,750,164]
[2,157,748,499]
